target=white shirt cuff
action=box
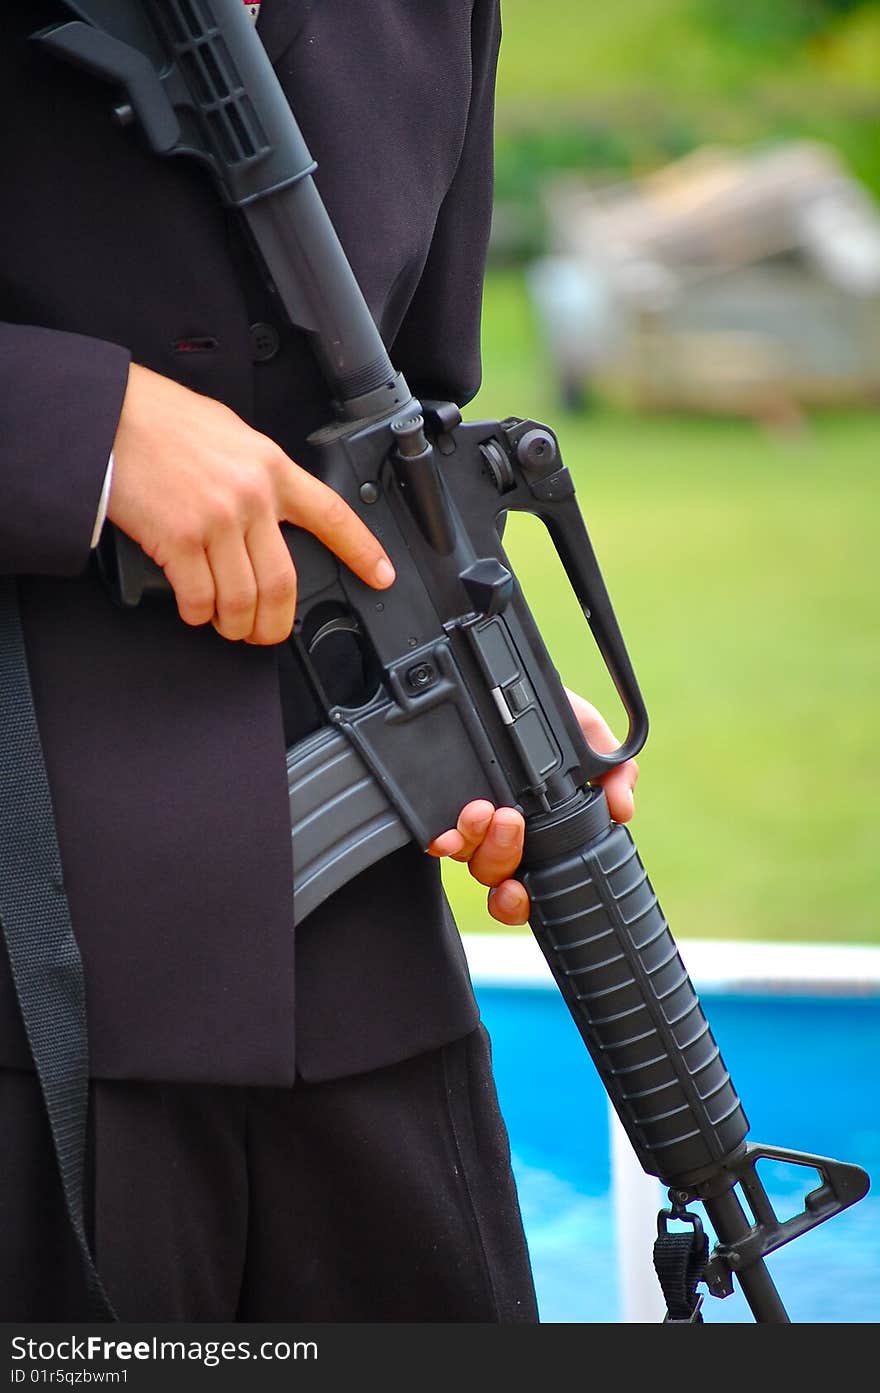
[90,451,114,549]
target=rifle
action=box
[35,0,869,1322]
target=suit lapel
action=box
[256,0,319,64]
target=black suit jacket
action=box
[0,0,501,1084]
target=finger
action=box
[164,546,216,629]
[564,688,621,755]
[283,465,396,591]
[426,829,465,858]
[601,758,640,823]
[487,880,530,926]
[207,531,259,642]
[244,516,298,646]
[565,686,640,821]
[427,800,495,860]
[467,807,525,887]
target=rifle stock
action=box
[38,0,869,1322]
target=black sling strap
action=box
[653,1205,709,1324]
[0,577,116,1321]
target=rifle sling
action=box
[0,577,116,1320]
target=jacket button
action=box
[250,322,280,362]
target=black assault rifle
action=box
[36,0,869,1322]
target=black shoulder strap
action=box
[0,577,116,1321]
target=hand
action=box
[427,690,639,926]
[108,363,395,644]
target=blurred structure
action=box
[527,141,880,419]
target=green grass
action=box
[495,0,880,104]
[496,0,759,102]
[441,269,880,944]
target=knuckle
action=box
[259,566,296,609]
[177,589,215,624]
[215,400,240,428]
[263,441,291,479]
[164,519,204,555]
[176,531,205,558]
[250,616,292,646]
[321,493,353,534]
[205,497,238,535]
[238,473,273,517]
[220,587,257,618]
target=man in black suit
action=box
[0,0,638,1319]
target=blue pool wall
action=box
[463,934,880,1324]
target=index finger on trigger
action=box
[283,466,396,591]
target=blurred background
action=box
[442,0,880,947]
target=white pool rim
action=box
[462,932,880,997]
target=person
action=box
[0,0,638,1321]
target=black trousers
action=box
[0,1026,538,1322]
